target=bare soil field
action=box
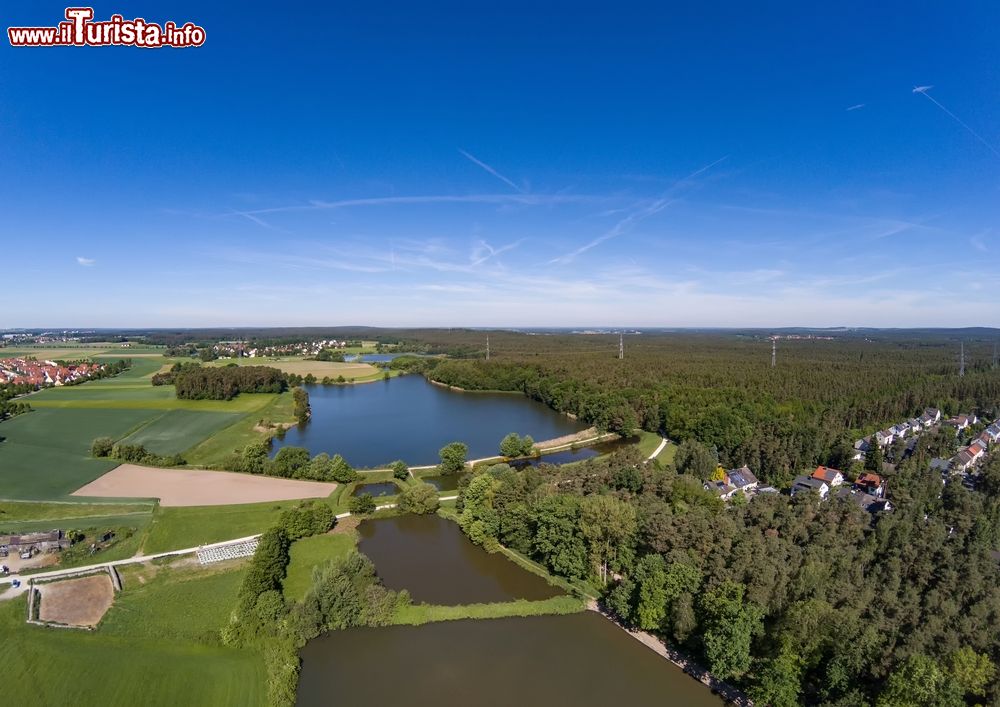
[208,358,377,378]
[38,573,115,627]
[72,464,337,506]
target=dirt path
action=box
[648,437,668,460]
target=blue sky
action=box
[2,1,998,328]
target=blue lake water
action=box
[273,375,586,468]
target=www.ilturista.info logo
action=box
[8,7,206,48]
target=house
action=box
[791,475,830,499]
[891,423,910,439]
[946,413,978,431]
[856,472,885,498]
[0,530,66,553]
[811,465,846,487]
[985,424,1000,444]
[853,438,871,462]
[920,408,942,428]
[704,465,760,500]
[954,449,977,472]
[835,487,893,514]
[875,429,895,447]
[727,465,759,493]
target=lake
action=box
[273,375,586,467]
[297,612,725,707]
[357,514,561,604]
[343,353,402,363]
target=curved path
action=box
[647,437,669,460]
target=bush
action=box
[91,436,115,458]
[279,501,336,541]
[398,483,440,514]
[349,494,377,515]
[390,460,409,480]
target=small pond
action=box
[297,612,725,706]
[357,514,561,604]
[420,473,467,492]
[509,436,640,469]
[351,482,399,497]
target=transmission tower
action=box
[771,339,776,368]
[618,332,624,360]
[959,341,965,377]
[486,335,490,362]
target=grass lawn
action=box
[0,561,266,706]
[0,499,154,532]
[141,499,333,554]
[282,532,356,601]
[636,430,676,464]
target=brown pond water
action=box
[356,514,561,604]
[350,481,398,497]
[297,612,725,707]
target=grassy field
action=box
[141,499,332,554]
[0,560,266,706]
[393,595,586,625]
[0,354,284,500]
[636,430,677,464]
[0,408,160,500]
[184,393,295,467]
[121,410,243,455]
[283,532,356,601]
[0,500,154,532]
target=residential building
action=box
[811,466,846,487]
[856,472,885,498]
[791,475,830,499]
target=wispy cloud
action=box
[235,193,597,217]
[970,231,990,252]
[76,256,95,267]
[846,104,866,112]
[458,149,524,193]
[549,155,729,264]
[914,85,1000,159]
[471,239,524,266]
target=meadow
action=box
[205,357,379,379]
[0,560,266,706]
[282,532,356,601]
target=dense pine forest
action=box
[391,331,1000,486]
[455,447,1000,706]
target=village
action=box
[702,406,999,516]
[0,357,105,388]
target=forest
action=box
[455,442,1000,707]
[160,364,288,400]
[391,332,1000,487]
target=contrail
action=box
[914,85,1000,159]
[458,149,524,193]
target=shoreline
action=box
[589,603,753,706]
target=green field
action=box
[121,410,243,455]
[283,532,356,601]
[0,561,265,706]
[0,356,285,500]
[0,500,155,533]
[183,393,295,467]
[141,499,332,554]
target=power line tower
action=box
[959,341,965,377]
[618,332,624,360]
[771,339,776,368]
[486,335,490,362]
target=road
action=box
[647,437,669,460]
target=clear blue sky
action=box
[3,1,998,328]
